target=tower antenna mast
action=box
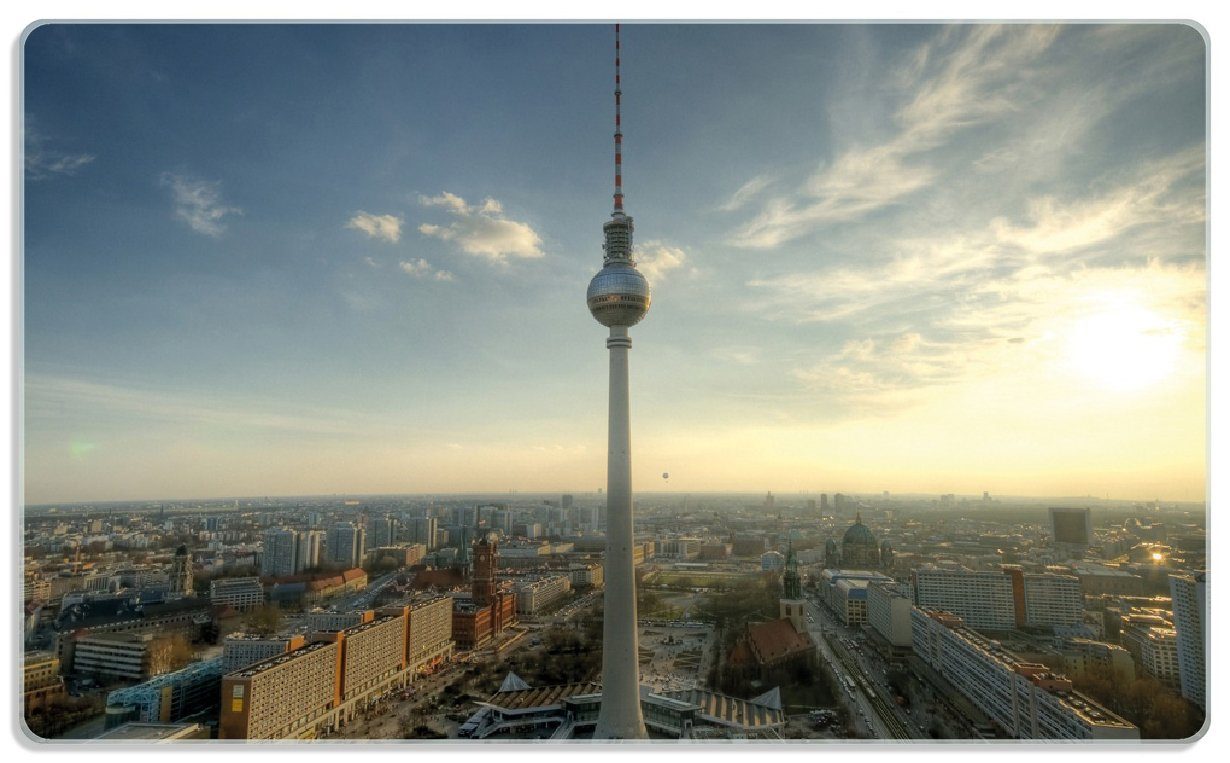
[614,23,624,214]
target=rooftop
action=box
[232,640,335,678]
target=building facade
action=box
[261,528,299,578]
[867,581,914,648]
[219,641,341,740]
[513,575,573,616]
[1168,572,1206,710]
[223,633,306,673]
[104,658,224,728]
[911,608,1137,739]
[210,577,266,611]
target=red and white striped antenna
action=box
[613,23,624,214]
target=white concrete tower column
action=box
[594,325,647,739]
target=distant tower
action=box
[588,23,649,741]
[780,542,806,631]
[169,544,193,595]
[472,532,498,606]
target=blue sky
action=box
[23,23,1207,503]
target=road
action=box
[803,599,917,740]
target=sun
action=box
[1063,298,1183,392]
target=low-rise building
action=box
[23,651,66,714]
[210,577,265,611]
[73,631,173,681]
[1123,625,1180,688]
[512,575,572,616]
[104,658,224,728]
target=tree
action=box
[245,604,283,636]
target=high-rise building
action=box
[219,641,341,740]
[1050,507,1093,547]
[913,567,1084,631]
[911,608,1137,739]
[820,494,829,513]
[409,516,438,549]
[325,523,365,568]
[913,568,1017,630]
[1168,572,1206,710]
[867,581,914,647]
[561,494,574,509]
[403,596,454,674]
[296,529,324,572]
[261,528,299,578]
[168,545,193,595]
[367,514,397,548]
[1019,572,1084,628]
[585,23,650,740]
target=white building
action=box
[512,575,572,616]
[296,530,324,572]
[867,581,914,647]
[1169,572,1206,709]
[1022,574,1084,628]
[567,564,604,589]
[911,608,1138,740]
[1124,625,1180,688]
[306,609,372,632]
[222,633,304,673]
[912,568,1017,631]
[210,577,265,611]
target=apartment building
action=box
[219,641,341,740]
[911,608,1137,740]
[1169,572,1206,709]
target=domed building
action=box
[841,513,880,569]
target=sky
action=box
[22,23,1207,504]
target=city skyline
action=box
[24,23,1207,505]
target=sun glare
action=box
[1063,298,1183,392]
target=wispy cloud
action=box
[347,211,402,243]
[750,145,1205,414]
[635,241,692,283]
[160,173,242,237]
[729,26,1061,248]
[25,123,94,180]
[717,174,775,212]
[26,374,361,436]
[418,191,543,262]
[399,258,455,281]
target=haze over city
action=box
[24,23,1206,504]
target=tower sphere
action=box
[587,263,651,327]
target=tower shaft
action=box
[595,325,647,739]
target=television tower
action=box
[587,22,650,740]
